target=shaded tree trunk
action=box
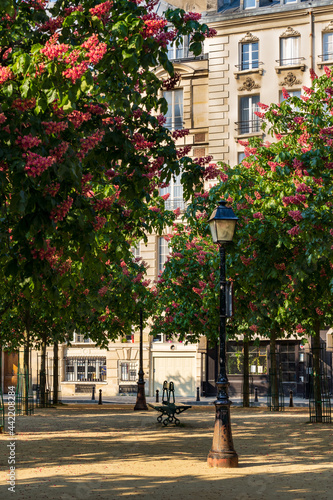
[53,342,59,405]
[40,335,47,408]
[23,330,30,415]
[270,330,279,411]
[312,320,322,422]
[243,336,249,407]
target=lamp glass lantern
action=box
[208,200,238,244]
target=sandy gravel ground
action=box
[0,405,332,500]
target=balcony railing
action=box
[164,198,187,211]
[275,57,305,66]
[234,61,263,71]
[235,120,262,135]
[318,52,333,61]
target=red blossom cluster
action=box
[0,65,13,85]
[0,113,6,124]
[16,134,42,150]
[43,182,60,197]
[40,35,69,60]
[132,132,155,150]
[176,146,192,158]
[68,110,92,128]
[89,1,113,20]
[253,212,264,220]
[172,129,189,140]
[94,196,115,212]
[24,152,56,177]
[85,104,106,115]
[63,61,89,83]
[78,129,105,160]
[288,210,303,222]
[287,225,300,236]
[64,5,84,16]
[296,183,312,193]
[81,34,107,64]
[183,12,201,22]
[282,194,306,206]
[162,73,181,90]
[42,120,68,135]
[38,16,64,33]
[11,98,36,112]
[142,18,167,38]
[50,196,73,222]
[50,141,70,161]
[92,215,107,231]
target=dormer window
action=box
[244,0,256,9]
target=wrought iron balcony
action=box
[275,57,305,66]
[235,120,262,136]
[164,198,187,211]
[234,61,263,71]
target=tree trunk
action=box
[243,336,250,407]
[270,330,279,411]
[40,336,47,408]
[53,342,59,405]
[312,321,322,422]
[23,330,30,415]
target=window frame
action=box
[164,88,183,131]
[240,41,259,71]
[238,94,261,135]
[280,36,300,66]
[323,32,333,62]
[158,236,170,274]
[65,357,107,382]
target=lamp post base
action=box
[207,398,238,468]
[134,381,148,411]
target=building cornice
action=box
[203,3,333,31]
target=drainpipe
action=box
[309,10,314,71]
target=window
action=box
[120,361,138,381]
[160,172,185,211]
[164,89,183,130]
[238,95,260,134]
[238,152,246,163]
[131,242,140,259]
[284,0,297,3]
[279,89,301,103]
[153,333,163,342]
[65,357,106,382]
[227,345,267,375]
[244,0,256,8]
[241,42,259,70]
[167,35,190,60]
[323,32,333,61]
[158,236,170,273]
[73,332,93,343]
[280,36,299,66]
[279,344,296,382]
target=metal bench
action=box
[149,380,191,426]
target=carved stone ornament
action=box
[280,26,301,39]
[238,77,260,91]
[323,21,333,33]
[240,32,259,44]
[279,72,301,87]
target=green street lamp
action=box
[207,200,239,468]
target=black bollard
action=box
[196,387,200,402]
[156,389,159,403]
[46,389,50,406]
[254,386,258,403]
[92,386,95,401]
[289,390,294,407]
[98,389,102,405]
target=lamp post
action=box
[207,200,239,468]
[134,308,148,411]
